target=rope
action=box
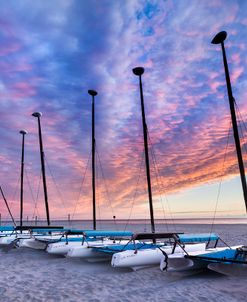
[157,246,168,271]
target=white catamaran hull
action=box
[208,262,247,277]
[165,245,242,272]
[18,238,47,250]
[0,233,30,246]
[67,240,130,261]
[112,243,206,271]
[18,235,64,250]
[46,239,84,256]
[0,235,18,245]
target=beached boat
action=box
[110,233,208,271]
[170,246,245,275]
[160,31,247,275]
[66,230,133,260]
[68,68,209,267]
[0,132,31,246]
[47,91,132,256]
[201,31,247,276]
[17,226,67,249]
[17,113,69,250]
[66,70,161,261]
[161,235,241,272]
[0,226,15,237]
[108,69,215,270]
[0,227,30,246]
[47,230,131,256]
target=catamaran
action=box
[0,131,33,246]
[47,90,133,256]
[160,31,247,275]
[110,233,209,271]
[67,68,207,266]
[66,68,164,262]
[16,113,74,249]
[161,234,241,272]
[63,230,133,260]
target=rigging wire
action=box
[237,118,247,157]
[32,170,42,219]
[71,151,91,220]
[235,102,247,156]
[147,132,170,232]
[24,166,41,219]
[209,120,231,235]
[95,151,101,229]
[147,130,176,231]
[45,157,67,210]
[123,149,145,232]
[95,147,117,229]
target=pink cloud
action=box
[0,42,22,56]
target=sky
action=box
[1,0,247,222]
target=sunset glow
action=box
[1,0,247,221]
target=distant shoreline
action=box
[1,217,247,225]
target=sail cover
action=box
[178,233,219,243]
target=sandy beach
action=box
[0,223,246,302]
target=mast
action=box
[88,90,98,230]
[0,186,16,226]
[19,130,27,231]
[32,112,50,225]
[133,67,155,234]
[211,31,247,212]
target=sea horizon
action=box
[2,217,247,225]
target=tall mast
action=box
[88,90,98,230]
[32,112,50,225]
[133,67,155,234]
[211,31,247,212]
[19,130,27,230]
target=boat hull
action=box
[0,233,30,246]
[67,240,129,261]
[18,238,47,250]
[208,262,247,277]
[112,243,206,271]
[47,240,83,256]
[18,235,63,250]
[165,246,242,272]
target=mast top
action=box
[32,112,42,118]
[88,90,98,97]
[132,67,145,76]
[19,130,28,135]
[211,31,227,44]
